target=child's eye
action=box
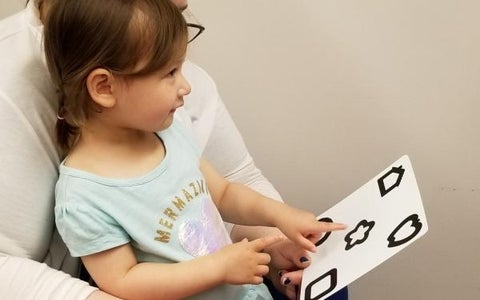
[168,68,177,77]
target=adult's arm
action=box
[182,60,283,205]
[181,58,294,255]
[181,61,308,299]
[0,255,119,300]
[0,5,121,298]
[198,98,287,238]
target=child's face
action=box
[113,56,190,133]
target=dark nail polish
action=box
[278,271,283,277]
[283,277,291,285]
[300,256,309,263]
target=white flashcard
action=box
[300,155,428,300]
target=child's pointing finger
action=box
[251,235,285,252]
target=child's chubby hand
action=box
[212,235,285,285]
[275,206,347,252]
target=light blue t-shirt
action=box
[55,121,272,300]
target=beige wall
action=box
[2,0,479,299]
[0,0,23,19]
[188,0,479,299]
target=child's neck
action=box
[65,125,166,178]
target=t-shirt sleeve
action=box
[55,201,130,257]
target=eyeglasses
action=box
[187,23,205,43]
[183,9,205,44]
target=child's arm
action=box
[82,235,283,300]
[200,158,346,252]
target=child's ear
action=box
[86,68,116,108]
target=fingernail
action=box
[278,271,283,277]
[300,256,309,263]
[282,277,291,285]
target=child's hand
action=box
[276,207,347,252]
[213,235,284,285]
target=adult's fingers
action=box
[280,269,303,286]
[277,269,304,299]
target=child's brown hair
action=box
[44,0,188,153]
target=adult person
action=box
[0,0,348,299]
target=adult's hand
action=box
[264,238,311,300]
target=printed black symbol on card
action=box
[387,214,423,248]
[377,165,405,197]
[305,268,338,300]
[344,219,375,251]
[316,217,334,247]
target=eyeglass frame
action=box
[187,23,205,43]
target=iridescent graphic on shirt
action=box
[179,198,231,257]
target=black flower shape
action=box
[344,219,375,251]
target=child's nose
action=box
[179,76,191,96]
